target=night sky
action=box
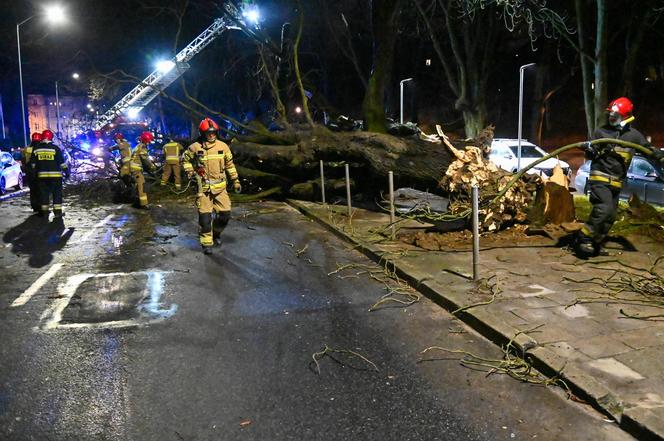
[2,0,664,145]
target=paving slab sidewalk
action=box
[289,199,664,440]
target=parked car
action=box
[0,151,25,195]
[574,155,664,205]
[489,138,571,178]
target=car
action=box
[0,151,25,195]
[574,155,664,205]
[489,138,571,178]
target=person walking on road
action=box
[183,118,241,254]
[577,97,663,257]
[22,132,43,212]
[32,129,69,218]
[130,131,157,209]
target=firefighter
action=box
[161,137,183,190]
[32,129,69,218]
[183,118,241,254]
[108,132,132,181]
[130,131,157,209]
[577,97,664,257]
[22,132,42,212]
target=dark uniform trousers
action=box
[584,181,621,244]
[39,178,63,215]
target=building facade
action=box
[27,94,91,140]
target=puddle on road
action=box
[40,271,177,331]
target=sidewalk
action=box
[289,199,664,440]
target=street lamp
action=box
[517,63,535,171]
[400,78,413,125]
[17,4,68,146]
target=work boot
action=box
[136,204,151,211]
[203,246,214,255]
[574,234,595,258]
[53,210,64,218]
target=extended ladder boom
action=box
[93,7,243,130]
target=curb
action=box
[288,199,663,441]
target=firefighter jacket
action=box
[591,124,649,181]
[109,140,132,174]
[21,142,39,173]
[130,142,155,174]
[163,141,182,165]
[183,139,239,193]
[31,141,68,179]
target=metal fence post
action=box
[389,171,395,239]
[472,185,480,281]
[345,163,352,219]
[319,160,326,205]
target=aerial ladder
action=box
[93,2,256,131]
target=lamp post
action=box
[400,78,413,124]
[55,72,79,140]
[517,63,535,171]
[16,4,68,145]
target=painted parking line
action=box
[38,270,177,331]
[11,263,65,307]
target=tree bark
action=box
[362,0,401,133]
[593,0,608,130]
[576,0,595,138]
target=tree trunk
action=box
[575,0,595,138]
[362,0,401,133]
[593,0,608,130]
[462,106,487,140]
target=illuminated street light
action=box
[72,72,80,79]
[156,60,175,74]
[294,106,302,114]
[17,3,69,145]
[243,6,260,24]
[44,4,67,25]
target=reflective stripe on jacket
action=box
[163,142,182,165]
[183,139,239,193]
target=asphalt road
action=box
[0,195,634,441]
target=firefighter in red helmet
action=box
[577,97,663,257]
[182,118,241,254]
[128,131,157,209]
[108,132,132,178]
[31,129,69,217]
[21,132,43,212]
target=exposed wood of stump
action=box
[528,164,576,226]
[438,135,538,232]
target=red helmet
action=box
[31,132,43,142]
[113,133,124,140]
[198,117,219,136]
[42,129,54,141]
[607,97,634,126]
[139,131,154,144]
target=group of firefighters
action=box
[21,117,241,255]
[19,98,664,258]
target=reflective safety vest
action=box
[163,142,182,165]
[130,142,153,173]
[32,141,67,179]
[183,139,239,193]
[109,140,132,175]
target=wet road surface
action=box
[0,195,633,440]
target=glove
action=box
[583,142,598,160]
[652,149,664,162]
[233,180,242,194]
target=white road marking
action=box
[74,213,115,244]
[38,270,175,331]
[11,263,65,307]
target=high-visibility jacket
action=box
[183,139,239,193]
[130,142,154,173]
[21,142,39,173]
[32,141,67,179]
[163,141,182,165]
[109,140,132,175]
